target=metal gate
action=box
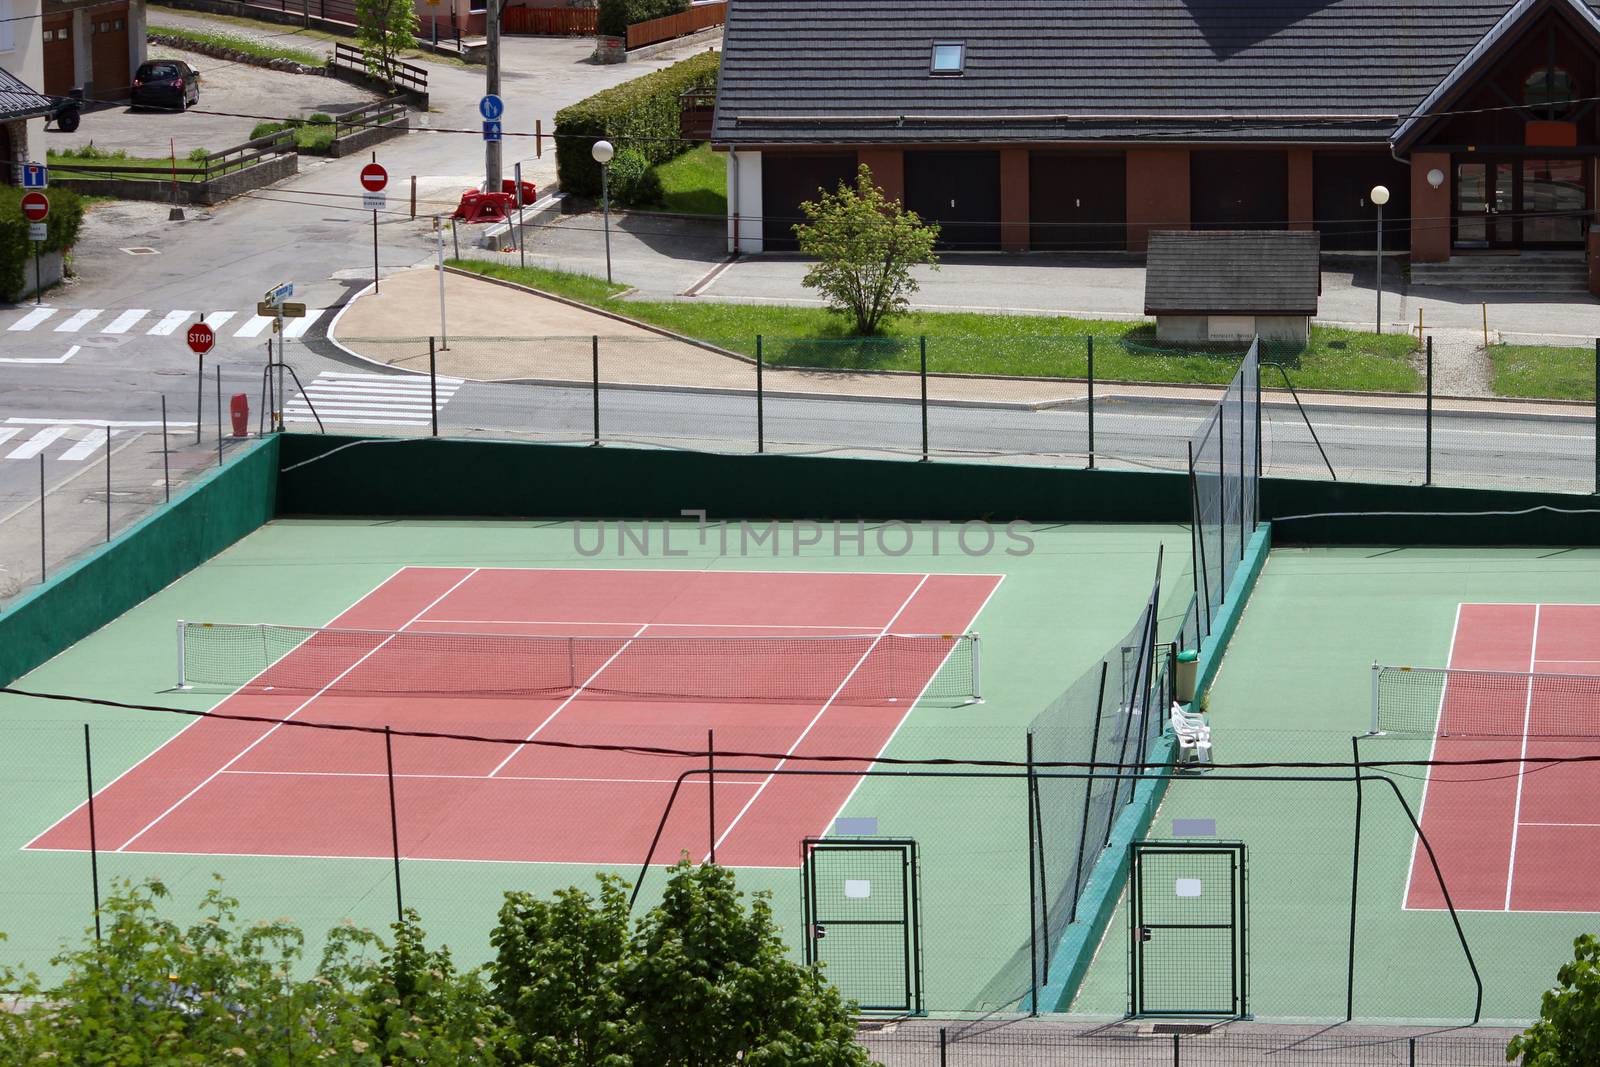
[800,838,923,1014]
[1129,841,1247,1017]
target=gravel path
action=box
[1422,327,1497,397]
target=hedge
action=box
[0,185,85,300]
[597,0,686,39]
[554,49,720,199]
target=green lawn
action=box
[653,145,725,216]
[149,24,325,67]
[1488,342,1596,401]
[46,148,211,182]
[250,117,337,154]
[449,260,1421,391]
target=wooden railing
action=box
[679,88,714,140]
[47,129,295,183]
[502,5,597,35]
[627,1,726,49]
[334,95,410,140]
[332,41,428,94]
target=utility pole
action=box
[484,0,502,192]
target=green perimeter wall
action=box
[0,437,279,688]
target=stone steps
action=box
[1411,254,1590,293]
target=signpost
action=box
[22,163,47,189]
[21,192,48,306]
[186,322,215,355]
[363,156,387,293]
[482,121,502,142]
[479,95,504,122]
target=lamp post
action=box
[592,139,614,283]
[1370,184,1390,335]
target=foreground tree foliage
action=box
[794,164,940,335]
[1508,934,1600,1066]
[0,862,871,1066]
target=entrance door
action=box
[801,838,923,1014]
[904,151,1001,251]
[1521,158,1586,247]
[1129,841,1247,1017]
[1455,162,1515,248]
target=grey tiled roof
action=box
[1144,231,1321,314]
[712,0,1596,144]
[0,67,52,122]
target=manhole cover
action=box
[120,247,160,255]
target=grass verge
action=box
[47,146,218,182]
[653,145,725,216]
[149,24,325,66]
[1488,343,1596,401]
[448,260,1422,391]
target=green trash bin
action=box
[1175,649,1199,704]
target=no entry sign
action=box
[360,163,388,192]
[186,322,216,355]
[20,191,48,223]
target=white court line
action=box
[58,428,117,462]
[29,843,797,871]
[114,569,482,852]
[54,309,101,332]
[1504,604,1541,911]
[146,310,193,336]
[233,315,273,338]
[1402,603,1463,911]
[7,308,56,331]
[218,768,764,786]
[1519,821,1600,828]
[5,426,70,460]
[101,309,149,334]
[711,575,931,854]
[281,308,324,338]
[484,623,652,778]
[416,618,889,630]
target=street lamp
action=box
[1370,184,1390,334]
[592,139,615,283]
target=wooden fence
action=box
[46,129,295,183]
[332,42,428,95]
[626,1,725,49]
[502,5,597,35]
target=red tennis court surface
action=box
[1406,603,1600,913]
[28,567,999,868]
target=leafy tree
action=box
[490,876,633,1067]
[1508,934,1600,1066]
[793,163,939,335]
[356,0,418,85]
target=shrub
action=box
[606,147,663,207]
[554,48,719,198]
[597,0,687,38]
[186,146,210,162]
[47,142,126,161]
[0,185,85,298]
[308,112,335,125]
[249,120,286,140]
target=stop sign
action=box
[360,163,388,192]
[186,322,215,355]
[20,191,48,222]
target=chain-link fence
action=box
[1188,341,1261,642]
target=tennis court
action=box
[1404,603,1600,914]
[26,567,998,869]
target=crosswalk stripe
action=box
[102,309,150,334]
[8,308,57,331]
[6,426,71,460]
[234,315,273,338]
[0,429,20,449]
[303,386,440,399]
[146,311,193,336]
[288,403,433,416]
[281,308,324,338]
[317,370,464,384]
[58,429,116,462]
[202,311,236,330]
[55,309,102,332]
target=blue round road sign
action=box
[479,94,504,121]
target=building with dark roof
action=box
[711,0,1600,275]
[1144,230,1321,341]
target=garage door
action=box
[1313,152,1411,251]
[761,154,859,251]
[1030,153,1126,250]
[905,151,1001,251]
[1190,151,1288,230]
[89,5,130,100]
[43,15,73,96]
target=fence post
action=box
[1218,400,1227,588]
[920,335,929,462]
[1593,339,1598,495]
[1347,735,1364,1022]
[84,723,102,942]
[1173,1033,1181,1066]
[938,1027,947,1067]
[1425,335,1434,486]
[1237,374,1245,558]
[707,728,716,865]
[1025,731,1040,1016]
[1070,661,1110,924]
[429,337,439,437]
[1087,336,1095,469]
[216,366,223,467]
[384,725,403,923]
[161,396,171,502]
[1188,441,1212,636]
[591,336,601,446]
[39,453,45,583]
[104,425,111,542]
[756,335,764,454]
[1408,1037,1416,1067]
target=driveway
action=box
[46,45,381,157]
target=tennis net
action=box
[1372,663,1600,737]
[176,621,982,704]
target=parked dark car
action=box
[130,60,200,111]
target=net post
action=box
[175,620,189,689]
[568,636,577,691]
[707,728,716,866]
[1369,661,1380,735]
[1025,731,1040,1016]
[969,632,983,703]
[84,723,102,943]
